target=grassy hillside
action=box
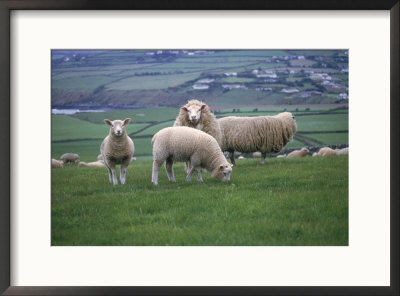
[52,156,348,246]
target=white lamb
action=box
[218,112,297,165]
[60,153,80,165]
[286,147,309,158]
[151,126,232,185]
[51,159,63,168]
[78,161,105,168]
[100,118,135,185]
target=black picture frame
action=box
[0,1,398,295]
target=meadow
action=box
[52,156,348,246]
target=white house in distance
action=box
[338,93,348,99]
[281,88,300,93]
[193,84,209,90]
[224,72,237,77]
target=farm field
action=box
[52,156,348,246]
[51,106,348,161]
[52,49,348,107]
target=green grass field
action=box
[52,106,349,160]
[51,156,348,246]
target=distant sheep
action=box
[51,159,63,168]
[78,161,105,168]
[317,147,339,157]
[277,154,286,158]
[151,126,232,185]
[101,118,135,185]
[218,112,297,165]
[60,153,80,165]
[286,147,309,158]
[336,147,349,155]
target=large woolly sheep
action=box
[60,153,80,165]
[174,99,223,173]
[174,99,223,146]
[51,159,63,168]
[151,126,233,185]
[218,112,297,165]
[101,118,135,185]
[286,147,309,158]
[336,147,349,155]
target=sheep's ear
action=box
[104,119,112,126]
[181,107,188,112]
[123,118,131,125]
[201,104,206,110]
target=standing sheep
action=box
[286,147,309,158]
[101,118,135,185]
[60,153,80,165]
[218,112,297,165]
[151,126,233,185]
[174,99,223,173]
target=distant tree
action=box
[253,108,258,112]
[232,109,236,113]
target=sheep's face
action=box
[104,118,131,137]
[182,104,206,124]
[216,164,233,181]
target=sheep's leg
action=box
[165,158,175,182]
[152,161,162,185]
[228,151,236,166]
[196,168,203,182]
[110,165,118,185]
[103,161,113,184]
[260,152,267,165]
[186,166,196,182]
[120,166,127,184]
[185,161,191,174]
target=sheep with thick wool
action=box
[174,99,223,173]
[286,147,309,158]
[151,126,232,185]
[101,118,135,185]
[218,112,297,165]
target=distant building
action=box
[193,84,209,90]
[298,55,305,60]
[281,88,300,93]
[224,72,237,77]
[338,93,348,99]
[255,87,273,92]
[222,84,246,90]
[197,78,214,84]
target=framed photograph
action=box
[1,1,398,295]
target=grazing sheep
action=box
[151,126,232,185]
[78,161,105,168]
[238,155,246,160]
[317,147,339,157]
[174,99,223,173]
[51,159,63,168]
[277,154,286,158]
[336,147,349,155]
[60,153,80,165]
[218,112,297,165]
[101,118,135,185]
[253,152,262,158]
[286,147,309,158]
